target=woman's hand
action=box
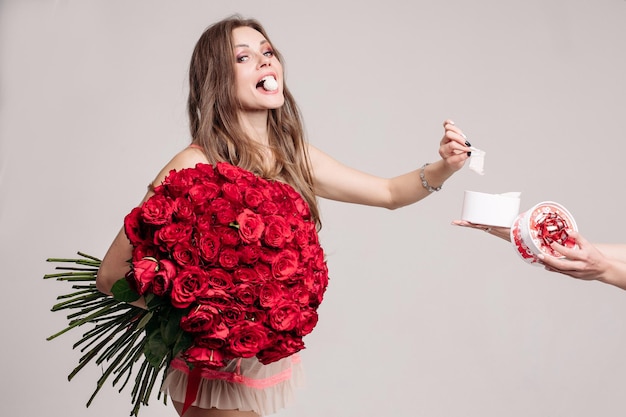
[439,119,471,173]
[451,219,512,242]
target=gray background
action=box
[2,1,626,416]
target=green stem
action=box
[43,272,96,279]
[47,301,120,341]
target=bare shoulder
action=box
[151,146,210,186]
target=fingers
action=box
[442,123,469,146]
[541,257,589,280]
[452,220,486,229]
[441,120,471,157]
[548,230,583,259]
[451,220,512,242]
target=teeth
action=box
[260,76,278,91]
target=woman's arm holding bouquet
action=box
[309,120,470,207]
[96,147,209,298]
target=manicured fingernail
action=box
[465,140,472,156]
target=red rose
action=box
[218,247,240,270]
[218,226,240,246]
[258,281,283,308]
[295,308,318,336]
[227,322,270,358]
[282,184,310,218]
[257,200,279,216]
[206,269,233,290]
[172,197,196,222]
[238,245,261,265]
[195,321,229,346]
[124,207,145,246]
[172,242,200,267]
[254,263,272,281]
[243,187,264,208]
[259,247,277,264]
[152,259,177,296]
[268,300,300,331]
[233,267,259,283]
[132,257,159,295]
[221,182,243,204]
[289,283,311,306]
[197,232,221,263]
[215,162,246,182]
[245,307,268,322]
[236,209,265,244]
[271,249,299,280]
[199,288,234,310]
[193,162,217,180]
[312,246,326,269]
[257,335,304,365]
[171,266,209,308]
[183,346,228,369]
[234,170,257,188]
[293,221,314,248]
[307,268,329,306]
[188,182,221,206]
[209,198,237,225]
[263,215,292,248]
[280,184,311,219]
[194,213,214,233]
[261,183,283,203]
[131,243,159,262]
[299,244,316,263]
[221,305,245,327]
[154,223,193,249]
[162,168,201,198]
[141,194,174,225]
[233,283,259,306]
[180,304,221,333]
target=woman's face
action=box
[232,26,284,111]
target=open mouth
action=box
[256,75,278,91]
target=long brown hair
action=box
[187,15,320,227]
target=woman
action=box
[97,16,471,417]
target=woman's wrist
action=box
[419,163,442,192]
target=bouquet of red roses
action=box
[44,162,328,415]
[124,161,328,367]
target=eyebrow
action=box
[234,40,269,48]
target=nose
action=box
[257,54,271,69]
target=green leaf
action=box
[111,278,140,303]
[136,311,154,330]
[144,330,168,369]
[145,293,167,310]
[160,308,185,346]
[173,331,193,357]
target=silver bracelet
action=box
[419,163,442,192]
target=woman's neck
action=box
[239,109,270,146]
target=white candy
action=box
[261,76,278,91]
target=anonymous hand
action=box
[540,231,611,281]
[451,219,511,242]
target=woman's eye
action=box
[263,50,274,57]
[236,55,249,63]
